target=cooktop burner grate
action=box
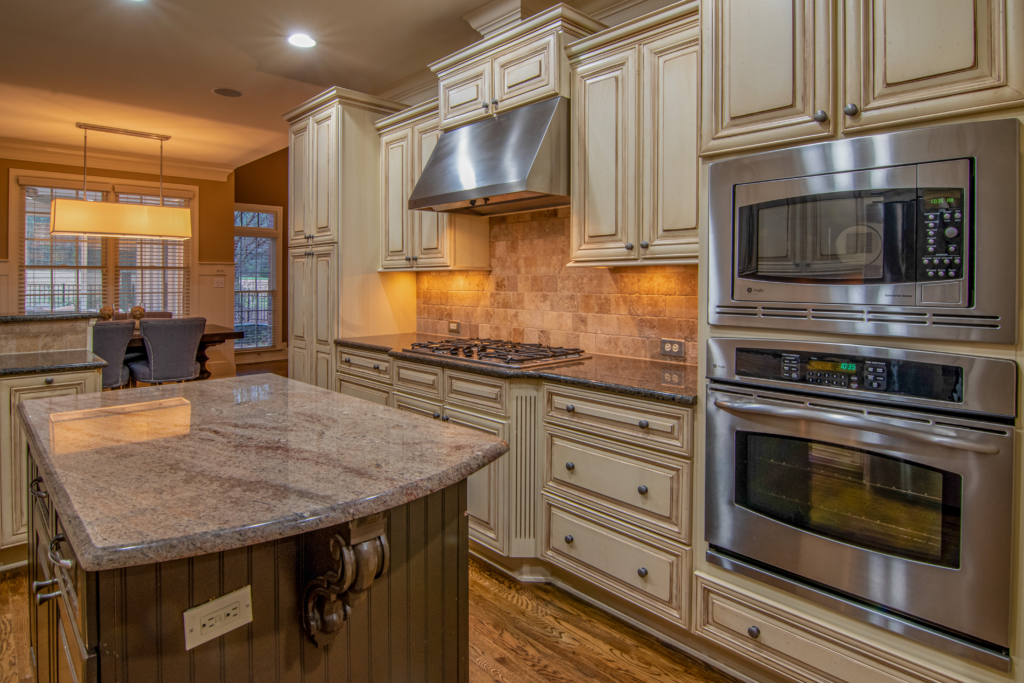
[404,339,589,368]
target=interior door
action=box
[571,47,640,263]
[287,247,309,384]
[288,118,311,245]
[412,120,450,268]
[380,127,413,269]
[310,244,336,390]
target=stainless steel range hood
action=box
[407,96,569,217]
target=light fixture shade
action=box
[50,198,192,240]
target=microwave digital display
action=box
[923,189,962,209]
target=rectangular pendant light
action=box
[50,198,192,240]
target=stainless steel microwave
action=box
[708,119,1020,343]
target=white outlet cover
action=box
[183,585,253,650]
[213,278,225,288]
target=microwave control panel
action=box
[735,348,963,403]
[917,189,965,281]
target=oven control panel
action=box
[917,188,965,281]
[738,348,962,402]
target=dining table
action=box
[127,322,244,380]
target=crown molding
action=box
[0,136,234,182]
[283,87,405,123]
[375,98,440,133]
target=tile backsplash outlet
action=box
[660,339,686,357]
[448,321,461,334]
[416,208,697,364]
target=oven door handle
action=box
[713,399,1000,455]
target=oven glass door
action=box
[735,432,962,568]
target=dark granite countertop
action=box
[336,334,697,405]
[0,350,107,377]
[0,313,99,324]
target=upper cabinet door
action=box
[288,119,311,245]
[492,33,559,112]
[310,107,336,243]
[380,127,413,269]
[641,23,700,261]
[842,0,1024,131]
[412,119,450,268]
[439,60,492,130]
[571,48,640,263]
[701,0,834,156]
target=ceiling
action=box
[0,0,645,171]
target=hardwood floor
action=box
[235,359,289,378]
[0,562,739,683]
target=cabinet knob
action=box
[640,241,649,249]
[411,256,418,261]
[373,364,380,370]
[441,415,450,422]
[481,103,490,112]
[432,412,440,419]
[44,377,54,385]
[564,534,574,544]
[637,485,649,495]
[637,567,648,578]
[747,626,761,639]
[565,461,575,471]
[343,358,351,363]
[405,256,412,262]
[624,242,634,251]
[565,404,575,413]
[812,110,828,123]
[638,419,649,429]
[843,103,860,116]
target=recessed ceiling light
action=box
[213,88,243,98]
[288,34,316,48]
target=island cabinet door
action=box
[1,371,96,549]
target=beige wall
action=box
[0,156,235,262]
[417,208,698,363]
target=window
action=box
[233,205,281,349]
[15,174,196,316]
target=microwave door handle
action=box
[713,399,999,455]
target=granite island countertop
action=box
[17,374,508,571]
[335,334,698,405]
[0,349,107,377]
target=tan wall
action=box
[0,156,235,262]
[233,148,289,345]
[417,208,698,363]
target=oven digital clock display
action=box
[807,360,858,374]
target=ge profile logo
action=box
[746,287,752,293]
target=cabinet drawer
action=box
[335,376,391,407]
[543,496,689,624]
[543,385,691,452]
[393,361,444,400]
[696,576,957,683]
[444,370,507,415]
[439,60,491,129]
[336,347,391,383]
[492,33,558,110]
[57,585,96,683]
[53,511,96,650]
[544,427,689,541]
[392,392,443,420]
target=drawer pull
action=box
[32,579,58,593]
[565,404,575,413]
[564,534,574,544]
[36,590,61,606]
[343,358,351,363]
[29,477,47,500]
[637,567,648,579]
[637,485,648,495]
[432,412,441,419]
[638,419,649,429]
[48,534,74,571]
[44,377,54,385]
[747,625,761,639]
[373,364,380,370]
[441,415,450,422]
[565,462,575,471]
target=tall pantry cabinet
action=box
[285,88,417,388]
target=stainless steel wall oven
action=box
[708,119,1019,343]
[705,338,1017,670]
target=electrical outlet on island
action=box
[448,321,461,334]
[661,339,685,358]
[183,585,253,650]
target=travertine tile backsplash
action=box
[416,208,698,364]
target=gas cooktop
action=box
[404,339,590,368]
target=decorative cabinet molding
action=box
[700,0,834,156]
[842,0,1024,131]
[567,4,700,266]
[439,61,493,130]
[376,101,490,272]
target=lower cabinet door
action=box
[444,406,509,556]
[335,376,391,406]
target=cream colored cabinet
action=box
[842,0,1024,132]
[431,6,604,131]
[1,370,99,549]
[288,105,337,245]
[376,100,490,271]
[287,119,310,245]
[567,4,700,266]
[287,244,336,390]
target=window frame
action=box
[7,169,200,315]
[233,202,283,352]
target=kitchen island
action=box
[17,374,508,682]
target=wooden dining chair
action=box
[127,317,207,386]
[92,321,137,390]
